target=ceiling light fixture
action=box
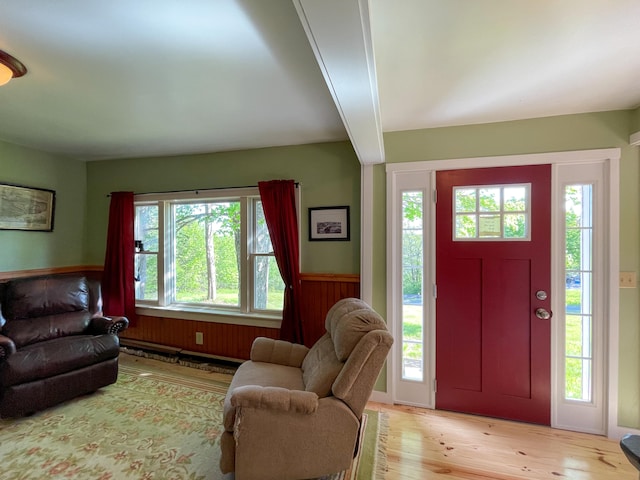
[0,49,27,86]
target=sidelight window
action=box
[564,184,594,402]
[401,191,424,381]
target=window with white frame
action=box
[453,184,530,240]
[134,188,285,317]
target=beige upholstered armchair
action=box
[220,298,393,480]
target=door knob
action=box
[535,308,552,320]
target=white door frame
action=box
[383,148,629,438]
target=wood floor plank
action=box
[369,402,637,479]
[119,354,637,479]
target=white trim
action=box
[385,148,621,173]
[386,148,622,438]
[610,425,640,441]
[385,168,397,402]
[361,165,374,304]
[369,390,393,404]
[630,130,640,146]
[136,306,281,329]
[428,170,438,409]
[363,164,391,396]
[607,156,621,439]
[386,169,408,404]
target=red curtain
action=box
[258,180,303,344]
[103,191,136,325]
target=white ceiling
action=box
[0,0,638,164]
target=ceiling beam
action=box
[293,0,384,165]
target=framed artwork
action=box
[308,206,350,241]
[0,183,55,231]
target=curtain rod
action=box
[106,182,300,197]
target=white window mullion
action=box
[239,197,249,313]
[248,198,257,314]
[161,200,171,306]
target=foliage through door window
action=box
[453,184,530,240]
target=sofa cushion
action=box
[223,360,304,431]
[301,334,344,397]
[3,311,92,348]
[331,308,387,362]
[3,276,89,320]
[0,334,120,387]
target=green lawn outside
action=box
[177,288,284,311]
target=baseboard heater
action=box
[119,338,243,365]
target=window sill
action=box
[135,305,282,329]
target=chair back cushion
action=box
[0,276,93,347]
[302,298,389,399]
[3,311,93,348]
[301,334,343,397]
[3,276,89,320]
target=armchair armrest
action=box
[231,385,318,414]
[0,334,16,360]
[250,337,309,367]
[89,316,129,335]
[229,396,360,480]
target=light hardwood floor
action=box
[370,401,637,480]
[120,353,637,480]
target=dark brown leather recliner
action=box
[0,274,129,417]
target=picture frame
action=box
[0,183,55,231]
[309,206,350,241]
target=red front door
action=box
[435,164,551,425]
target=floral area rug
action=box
[0,361,387,480]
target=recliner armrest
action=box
[228,395,360,480]
[0,334,16,360]
[89,316,129,335]
[231,385,318,414]
[250,337,309,367]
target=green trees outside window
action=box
[134,192,284,315]
[564,185,593,402]
[402,191,424,381]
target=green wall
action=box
[0,141,87,271]
[632,106,640,133]
[2,107,640,428]
[374,109,640,427]
[84,141,361,274]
